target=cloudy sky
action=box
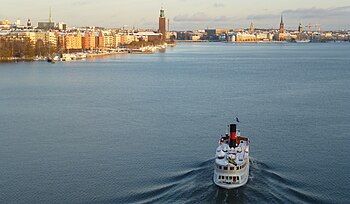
[0,0,349,30]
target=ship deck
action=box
[214,136,250,189]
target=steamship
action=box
[213,123,250,189]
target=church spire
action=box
[280,14,284,24]
[279,14,285,33]
[250,21,254,33]
[49,7,53,23]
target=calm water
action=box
[1,43,349,204]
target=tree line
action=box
[0,38,56,59]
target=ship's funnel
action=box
[229,124,237,148]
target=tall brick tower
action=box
[159,7,166,40]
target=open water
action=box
[0,43,349,203]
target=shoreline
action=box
[1,41,348,63]
[86,51,128,58]
[0,48,163,63]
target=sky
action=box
[0,0,349,30]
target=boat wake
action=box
[94,158,327,204]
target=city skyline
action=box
[0,0,350,30]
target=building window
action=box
[230,167,234,170]
[224,167,228,170]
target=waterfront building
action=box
[191,35,201,41]
[227,33,236,42]
[134,32,161,41]
[216,29,229,34]
[37,22,55,30]
[114,34,121,47]
[256,32,269,41]
[82,31,96,50]
[120,33,138,45]
[0,20,11,30]
[0,20,11,25]
[57,22,67,31]
[88,31,96,49]
[235,32,257,42]
[96,31,104,49]
[176,30,204,41]
[61,31,82,50]
[15,19,21,27]
[26,19,32,28]
[101,32,114,48]
[167,31,177,40]
[36,31,57,47]
[159,7,166,40]
[7,31,57,47]
[205,29,217,41]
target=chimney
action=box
[229,124,237,148]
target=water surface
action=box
[1,43,349,203]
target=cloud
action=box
[174,13,234,22]
[246,5,350,21]
[246,14,279,20]
[213,3,225,8]
[282,6,350,19]
[72,0,94,6]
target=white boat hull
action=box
[213,123,250,189]
[213,161,249,189]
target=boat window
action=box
[218,176,221,179]
[229,176,232,180]
[237,176,240,180]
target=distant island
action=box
[1,9,349,62]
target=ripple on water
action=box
[94,157,329,204]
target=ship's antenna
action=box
[236,117,240,123]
